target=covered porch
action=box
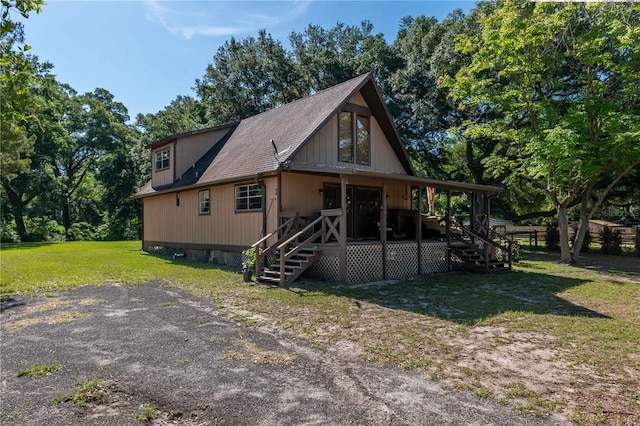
[254,169,510,285]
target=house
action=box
[135,73,509,285]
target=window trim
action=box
[235,183,263,212]
[154,148,170,172]
[198,189,210,215]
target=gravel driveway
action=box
[1,282,571,425]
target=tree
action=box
[0,0,44,181]
[448,1,640,263]
[289,21,399,95]
[195,29,300,124]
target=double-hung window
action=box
[235,184,262,211]
[338,109,370,165]
[199,190,210,215]
[154,148,170,171]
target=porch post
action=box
[339,175,347,283]
[446,189,452,272]
[417,186,422,275]
[382,183,388,280]
[483,192,490,238]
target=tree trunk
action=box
[1,180,28,242]
[13,204,27,242]
[571,183,594,263]
[62,195,72,240]
[557,204,572,263]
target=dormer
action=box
[149,124,236,190]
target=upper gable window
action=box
[338,109,370,165]
[235,183,262,212]
[155,148,170,171]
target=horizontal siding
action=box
[143,177,277,248]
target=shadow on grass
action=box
[0,242,58,250]
[143,251,242,274]
[299,269,610,325]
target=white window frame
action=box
[235,183,263,212]
[199,189,210,215]
[155,148,170,171]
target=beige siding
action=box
[151,143,174,188]
[175,129,228,180]
[280,172,412,215]
[143,177,277,248]
[349,92,367,107]
[292,113,407,175]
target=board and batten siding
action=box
[291,114,407,175]
[174,129,228,180]
[151,142,174,188]
[280,172,412,215]
[143,177,277,248]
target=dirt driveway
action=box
[1,282,571,425]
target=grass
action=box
[55,378,108,407]
[2,241,639,425]
[15,363,60,377]
[137,405,158,421]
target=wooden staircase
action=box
[258,245,321,286]
[450,239,508,273]
[249,211,341,287]
[450,222,513,274]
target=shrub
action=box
[24,217,65,242]
[601,226,622,255]
[69,222,97,241]
[545,224,560,251]
[571,228,591,252]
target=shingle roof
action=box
[136,73,415,197]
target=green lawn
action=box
[2,241,639,425]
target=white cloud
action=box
[142,0,311,40]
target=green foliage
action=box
[137,405,158,421]
[22,217,65,242]
[447,1,640,263]
[55,378,107,407]
[15,363,60,377]
[545,225,560,251]
[601,226,622,255]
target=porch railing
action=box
[252,209,343,279]
[456,221,513,272]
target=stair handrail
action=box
[251,215,297,249]
[252,215,299,276]
[456,221,513,271]
[277,215,324,285]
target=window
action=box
[338,111,353,162]
[235,183,263,211]
[338,110,370,165]
[199,190,210,215]
[356,115,370,165]
[155,148,170,171]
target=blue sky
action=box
[20,1,476,120]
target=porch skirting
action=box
[306,241,449,284]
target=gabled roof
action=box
[136,73,415,197]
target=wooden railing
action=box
[456,221,513,272]
[252,209,343,279]
[252,214,299,273]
